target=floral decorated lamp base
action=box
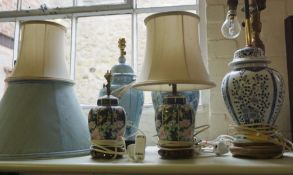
[88,96,126,159]
[156,96,195,159]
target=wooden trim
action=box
[0,2,132,22]
[285,16,293,141]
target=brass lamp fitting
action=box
[103,70,112,96]
[245,0,253,46]
[249,0,266,52]
[226,0,266,51]
[118,38,126,57]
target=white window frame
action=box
[0,0,203,108]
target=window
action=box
[0,22,15,97]
[0,0,201,145]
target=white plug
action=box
[199,139,230,156]
[127,134,146,162]
[134,134,146,161]
[213,140,229,156]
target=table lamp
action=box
[221,0,286,159]
[134,11,215,159]
[0,21,90,159]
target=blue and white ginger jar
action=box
[221,47,284,125]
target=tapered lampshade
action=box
[0,21,90,160]
[134,12,215,91]
[8,21,70,82]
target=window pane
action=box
[137,0,197,8]
[75,15,132,105]
[137,13,153,105]
[137,13,149,78]
[77,0,126,6]
[21,0,73,10]
[0,22,15,98]
[0,0,17,11]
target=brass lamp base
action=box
[230,141,283,159]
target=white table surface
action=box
[0,147,292,175]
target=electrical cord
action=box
[91,138,126,159]
[230,123,293,152]
[157,124,231,156]
[91,123,146,161]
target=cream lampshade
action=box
[134,11,215,91]
[8,21,71,82]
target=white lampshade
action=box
[8,21,71,82]
[134,11,215,91]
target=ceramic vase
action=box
[88,95,126,159]
[99,56,144,145]
[221,47,284,125]
[152,91,199,114]
[155,96,195,158]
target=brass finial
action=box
[118,38,126,57]
[103,70,112,96]
[249,0,266,52]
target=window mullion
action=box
[70,16,77,80]
[134,4,198,14]
[12,0,22,67]
[73,0,77,6]
[12,22,20,67]
[131,0,138,73]
[0,3,132,22]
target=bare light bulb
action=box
[221,10,241,39]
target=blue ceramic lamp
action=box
[133,11,215,159]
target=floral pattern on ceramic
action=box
[221,47,284,125]
[155,96,195,143]
[88,106,126,140]
[100,85,144,141]
[152,91,199,114]
[234,46,263,58]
